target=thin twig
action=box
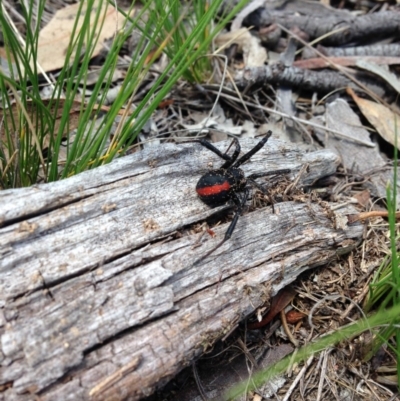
[89,356,141,397]
[280,309,299,347]
[347,210,400,223]
[284,163,309,195]
[237,338,259,368]
[192,361,209,401]
[278,23,395,113]
[282,355,314,401]
[316,349,332,401]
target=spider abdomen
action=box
[196,168,245,206]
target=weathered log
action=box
[0,138,363,400]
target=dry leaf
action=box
[347,88,400,150]
[353,189,370,207]
[356,60,400,94]
[248,287,296,330]
[285,310,306,324]
[215,28,267,67]
[37,1,127,72]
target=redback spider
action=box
[188,130,290,264]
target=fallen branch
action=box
[0,138,363,400]
[235,62,388,96]
[244,9,400,46]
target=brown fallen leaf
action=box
[352,189,370,207]
[285,310,306,325]
[37,0,128,72]
[248,287,296,330]
[158,99,174,109]
[347,87,400,150]
[215,28,267,67]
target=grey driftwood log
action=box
[0,137,363,401]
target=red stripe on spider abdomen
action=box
[196,181,231,196]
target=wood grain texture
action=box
[0,138,363,400]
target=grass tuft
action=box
[0,0,248,188]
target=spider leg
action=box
[221,138,240,169]
[193,189,249,265]
[223,190,248,240]
[223,139,236,155]
[232,130,272,168]
[248,169,291,180]
[184,138,240,168]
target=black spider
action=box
[188,130,290,263]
